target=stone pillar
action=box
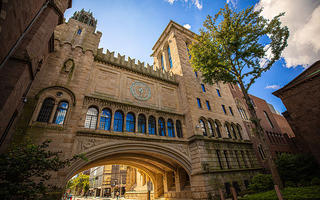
[49,103,58,123]
[164,171,173,193]
[146,116,149,134]
[96,108,102,130]
[110,110,115,131]
[175,167,187,192]
[123,113,127,132]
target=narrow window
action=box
[37,98,55,123]
[263,111,274,128]
[138,114,146,133]
[148,116,156,135]
[197,98,202,108]
[235,151,241,168]
[195,71,198,77]
[230,83,234,90]
[241,151,248,168]
[161,55,164,70]
[266,132,272,143]
[53,101,69,124]
[126,113,135,132]
[186,42,191,59]
[167,45,173,68]
[113,111,123,132]
[200,119,207,136]
[206,101,211,110]
[167,119,175,137]
[176,120,183,138]
[216,89,221,97]
[215,122,222,138]
[250,99,255,107]
[208,121,214,137]
[246,151,254,167]
[229,107,233,115]
[222,105,226,114]
[224,150,230,169]
[77,28,82,35]
[99,109,111,131]
[225,124,232,139]
[84,107,98,129]
[216,150,223,170]
[231,125,238,139]
[158,118,166,136]
[236,125,243,140]
[201,84,206,92]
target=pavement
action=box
[69,196,138,200]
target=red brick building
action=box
[229,84,295,172]
[273,60,320,165]
[0,0,72,150]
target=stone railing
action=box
[95,49,177,85]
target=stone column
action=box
[146,115,149,134]
[110,110,115,131]
[49,103,58,123]
[96,108,102,130]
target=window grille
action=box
[113,111,123,132]
[176,120,183,138]
[208,121,214,137]
[200,119,207,136]
[215,122,222,138]
[158,118,166,136]
[148,116,156,135]
[225,124,232,139]
[37,98,55,123]
[167,119,175,137]
[84,107,98,129]
[138,114,146,133]
[126,113,135,132]
[100,109,111,130]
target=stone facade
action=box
[0,0,72,150]
[229,85,296,172]
[8,12,262,199]
[273,60,320,165]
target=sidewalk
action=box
[71,196,139,200]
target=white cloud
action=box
[226,0,239,8]
[164,0,203,10]
[164,0,177,5]
[255,0,320,68]
[183,24,191,29]
[265,84,281,89]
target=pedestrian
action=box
[116,191,119,200]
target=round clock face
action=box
[130,81,151,101]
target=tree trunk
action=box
[238,80,284,189]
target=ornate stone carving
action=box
[76,138,106,153]
[130,81,151,101]
[177,144,190,157]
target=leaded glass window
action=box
[176,120,183,138]
[113,111,123,132]
[148,116,156,135]
[215,121,222,138]
[138,114,146,133]
[167,119,175,137]
[208,121,214,137]
[236,125,243,140]
[167,45,173,68]
[126,113,135,132]
[200,119,207,136]
[158,118,166,136]
[85,107,98,129]
[100,109,111,131]
[231,125,238,139]
[225,124,232,139]
[37,98,55,123]
[53,101,69,124]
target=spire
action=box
[71,9,97,30]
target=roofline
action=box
[151,20,196,57]
[273,60,320,96]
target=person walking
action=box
[116,191,119,200]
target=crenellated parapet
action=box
[95,48,178,85]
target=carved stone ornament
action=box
[177,144,190,157]
[130,81,151,101]
[76,138,106,153]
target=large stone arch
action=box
[64,139,192,185]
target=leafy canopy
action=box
[189,4,289,91]
[0,139,88,199]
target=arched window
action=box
[215,121,222,138]
[126,113,135,132]
[231,125,238,139]
[148,116,156,135]
[53,101,69,124]
[113,111,123,132]
[208,121,214,137]
[167,119,175,137]
[167,45,173,68]
[100,109,111,131]
[225,124,232,139]
[85,107,98,129]
[236,125,243,140]
[37,98,55,123]
[161,55,164,70]
[200,119,207,136]
[138,114,146,133]
[158,118,166,136]
[176,120,183,138]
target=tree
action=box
[0,139,88,199]
[189,4,289,189]
[67,173,90,196]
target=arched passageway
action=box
[64,140,192,199]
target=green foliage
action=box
[67,173,90,195]
[240,186,320,200]
[0,139,88,199]
[285,181,296,188]
[247,174,274,193]
[299,179,310,187]
[189,4,289,91]
[275,153,320,183]
[312,178,320,186]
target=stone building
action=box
[273,60,320,165]
[0,0,72,150]
[229,84,296,172]
[8,9,263,200]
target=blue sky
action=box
[64,0,320,113]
